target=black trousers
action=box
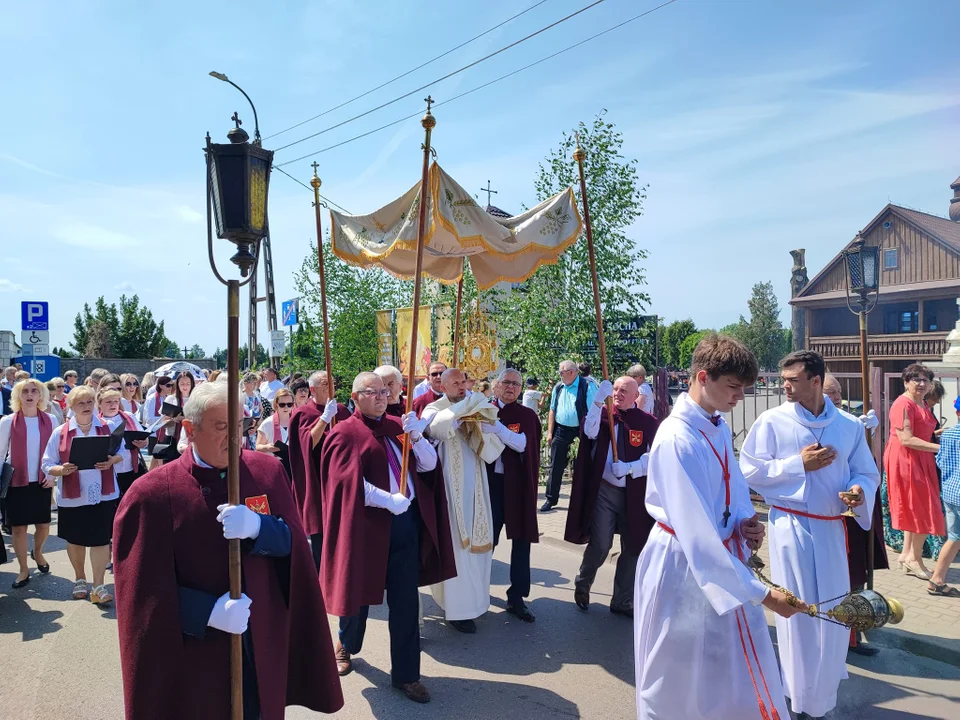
[489,471,531,604]
[338,500,421,685]
[310,532,322,572]
[545,424,579,505]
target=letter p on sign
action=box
[22,301,49,331]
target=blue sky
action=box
[1,0,957,354]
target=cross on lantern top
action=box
[480,180,498,206]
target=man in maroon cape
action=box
[486,369,541,622]
[287,369,351,569]
[823,373,889,657]
[320,372,456,704]
[114,381,343,720]
[412,361,447,417]
[374,364,406,417]
[565,375,659,617]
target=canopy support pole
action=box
[574,135,618,462]
[399,98,436,496]
[311,164,336,410]
[452,260,465,367]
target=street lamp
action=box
[842,231,881,589]
[204,72,273,720]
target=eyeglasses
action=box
[501,380,522,387]
[357,389,391,398]
[125,381,139,387]
[277,402,294,408]
[429,372,444,377]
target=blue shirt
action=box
[554,376,597,427]
[936,425,960,508]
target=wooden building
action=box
[790,176,960,375]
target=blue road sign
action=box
[22,301,49,330]
[14,355,59,382]
[282,298,299,327]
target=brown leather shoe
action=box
[334,642,352,676]
[394,680,431,704]
[574,586,589,611]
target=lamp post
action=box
[842,231,881,589]
[205,72,273,720]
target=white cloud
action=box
[0,278,29,293]
[51,220,138,249]
[175,204,203,223]
[114,281,136,292]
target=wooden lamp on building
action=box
[841,232,881,588]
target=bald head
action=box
[613,375,640,410]
[441,368,466,402]
[823,373,842,409]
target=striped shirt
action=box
[935,425,960,507]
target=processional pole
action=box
[452,259,465,367]
[399,97,436,496]
[310,162,336,415]
[573,134,618,462]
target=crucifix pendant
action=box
[722,508,731,527]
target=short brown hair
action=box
[902,363,933,384]
[691,334,758,385]
[925,379,945,403]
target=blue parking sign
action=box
[22,301,49,330]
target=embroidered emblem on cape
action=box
[244,494,271,515]
[507,423,521,434]
[629,429,644,447]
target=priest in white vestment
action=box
[740,351,879,720]
[635,334,803,720]
[422,368,504,634]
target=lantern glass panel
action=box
[862,246,879,290]
[845,249,863,290]
[250,155,268,233]
[217,152,247,233]
[208,155,224,238]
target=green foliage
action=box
[72,295,172,358]
[659,319,697,368]
[293,236,412,400]
[52,346,76,358]
[492,110,650,383]
[678,329,715,370]
[731,281,788,370]
[84,321,113,358]
[185,344,206,360]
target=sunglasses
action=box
[429,371,444,377]
[125,381,139,387]
[278,402,295,408]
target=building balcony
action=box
[809,332,949,361]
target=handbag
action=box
[0,462,14,500]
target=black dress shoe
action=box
[448,619,477,634]
[506,603,536,622]
[574,587,589,611]
[12,575,30,589]
[610,605,633,619]
[848,643,880,657]
[539,501,555,513]
[30,551,49,574]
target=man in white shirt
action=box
[627,364,655,415]
[521,377,543,413]
[259,367,285,402]
[2,366,16,391]
[412,362,446,401]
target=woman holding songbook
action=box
[41,385,122,604]
[120,373,143,417]
[0,379,58,589]
[97,388,148,496]
[257,387,294,478]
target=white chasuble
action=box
[423,394,502,621]
[635,393,789,720]
[740,398,879,718]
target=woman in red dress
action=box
[884,363,946,579]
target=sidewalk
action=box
[535,488,960,667]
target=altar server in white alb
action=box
[635,334,804,720]
[740,350,880,720]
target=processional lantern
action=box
[842,232,880,309]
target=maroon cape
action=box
[385,401,404,418]
[319,410,456,618]
[565,406,660,556]
[495,401,541,544]
[114,450,343,720]
[412,389,443,418]
[288,400,352,537]
[846,487,889,588]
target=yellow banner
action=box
[396,306,432,378]
[434,304,453,368]
[376,310,394,368]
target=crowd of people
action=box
[1,341,958,719]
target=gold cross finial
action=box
[309,161,322,190]
[311,161,319,176]
[425,95,434,112]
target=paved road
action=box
[2,527,959,719]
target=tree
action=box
[492,110,650,383]
[735,281,788,370]
[185,344,206,360]
[678,329,715,370]
[52,346,76,358]
[294,236,412,400]
[659,319,697,369]
[84,321,114,358]
[72,294,172,358]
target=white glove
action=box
[321,398,338,424]
[594,380,613,406]
[216,503,262,540]
[611,460,632,479]
[386,492,412,516]
[207,592,252,635]
[481,420,501,435]
[402,411,424,442]
[631,453,650,477]
[859,409,879,432]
